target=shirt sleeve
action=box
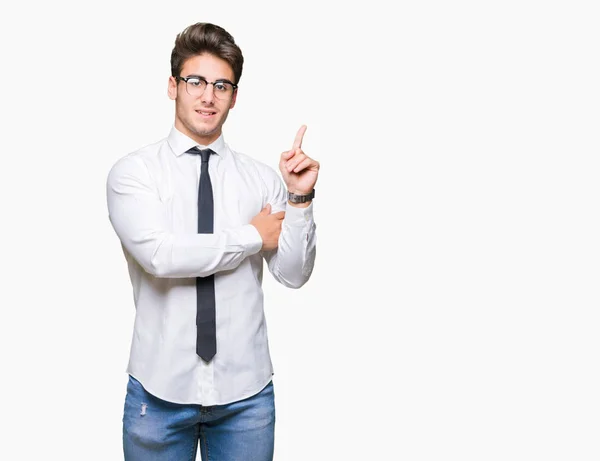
[106,155,263,278]
[261,166,317,288]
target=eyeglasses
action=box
[176,76,238,100]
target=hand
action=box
[250,204,285,251]
[279,125,320,196]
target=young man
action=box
[106,22,318,460]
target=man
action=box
[106,22,318,460]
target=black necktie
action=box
[187,147,216,362]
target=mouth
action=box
[195,109,217,119]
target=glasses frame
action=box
[175,76,238,99]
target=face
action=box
[168,53,237,145]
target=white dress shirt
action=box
[106,126,316,405]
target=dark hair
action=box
[170,23,244,84]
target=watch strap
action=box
[287,189,315,203]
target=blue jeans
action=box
[123,375,275,461]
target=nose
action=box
[201,83,216,104]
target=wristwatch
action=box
[287,189,315,203]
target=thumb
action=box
[260,203,272,215]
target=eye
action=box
[214,82,231,92]
[187,78,204,87]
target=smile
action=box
[196,110,217,118]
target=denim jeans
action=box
[123,375,275,461]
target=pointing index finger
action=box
[292,125,307,150]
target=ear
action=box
[167,76,178,101]
[229,88,238,109]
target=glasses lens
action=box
[212,82,234,99]
[185,78,206,97]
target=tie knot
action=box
[187,147,214,163]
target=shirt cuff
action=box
[239,224,263,257]
[284,202,314,227]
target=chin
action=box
[193,125,218,138]
[193,116,221,132]
[177,111,225,142]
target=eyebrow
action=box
[184,74,235,85]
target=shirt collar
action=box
[167,125,228,159]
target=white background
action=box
[1,0,599,459]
